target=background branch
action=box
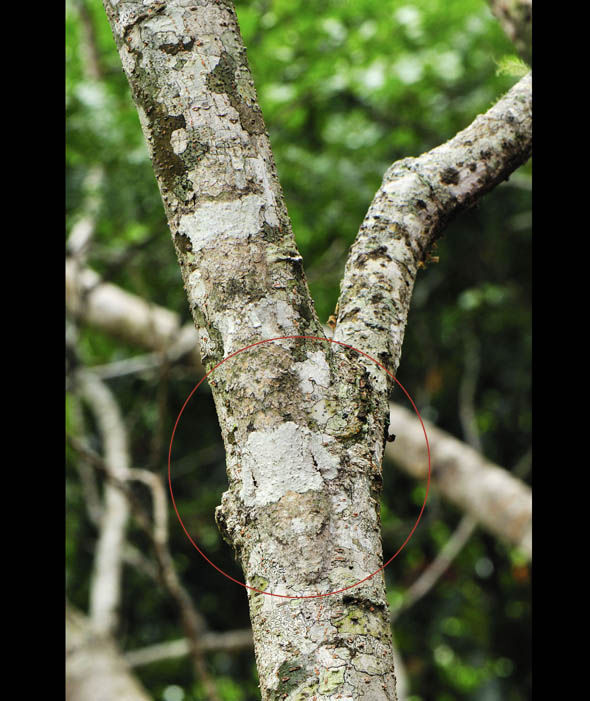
[487,0,532,63]
[66,602,151,701]
[67,431,222,701]
[77,371,130,637]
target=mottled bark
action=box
[334,74,532,392]
[66,602,151,701]
[66,248,533,554]
[102,1,396,698]
[101,1,531,698]
[488,0,532,63]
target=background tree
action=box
[66,1,532,699]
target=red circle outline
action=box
[168,335,431,599]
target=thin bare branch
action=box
[125,630,254,668]
[66,260,203,374]
[487,0,532,63]
[67,431,221,701]
[391,515,477,623]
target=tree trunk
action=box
[101,1,531,698]
[102,1,397,697]
[66,261,533,560]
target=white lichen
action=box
[178,193,267,251]
[240,422,339,506]
[295,350,331,395]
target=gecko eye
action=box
[387,433,396,442]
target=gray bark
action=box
[101,1,532,698]
[334,74,532,393]
[66,262,532,558]
[103,3,396,697]
[488,0,532,63]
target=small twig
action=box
[391,515,477,623]
[67,392,104,527]
[85,323,200,380]
[125,630,254,668]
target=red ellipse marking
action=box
[168,335,431,599]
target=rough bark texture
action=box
[66,603,151,701]
[488,0,532,63]
[101,2,532,698]
[334,73,532,393]
[66,258,533,557]
[102,1,396,698]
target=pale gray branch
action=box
[68,433,221,701]
[66,602,151,701]
[334,73,532,390]
[66,257,184,362]
[77,371,130,637]
[386,403,531,558]
[125,630,254,668]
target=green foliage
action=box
[496,54,530,78]
[66,1,531,699]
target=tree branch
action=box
[125,630,254,668]
[386,402,531,558]
[67,433,222,701]
[67,265,531,555]
[77,371,130,637]
[102,0,324,371]
[66,602,151,701]
[333,73,532,390]
[487,0,532,63]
